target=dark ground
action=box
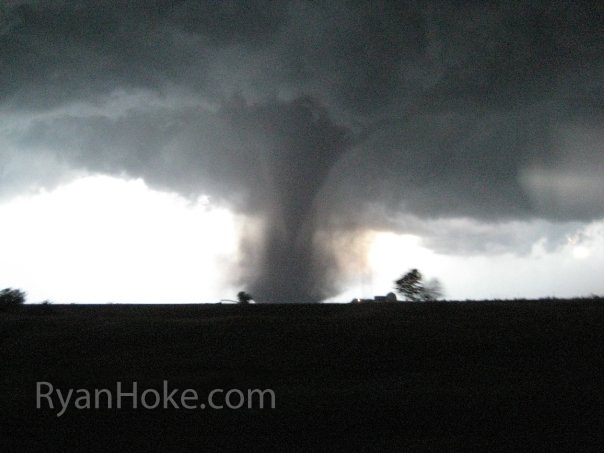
[1,300,603,451]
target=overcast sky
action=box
[1,1,603,302]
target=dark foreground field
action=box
[1,300,603,451]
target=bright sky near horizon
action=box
[1,174,603,303]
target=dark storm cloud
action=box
[1,1,603,301]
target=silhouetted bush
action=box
[31,300,55,315]
[420,278,443,301]
[237,291,253,305]
[0,288,26,308]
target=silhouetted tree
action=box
[237,291,253,305]
[0,288,26,307]
[395,269,424,301]
[394,270,443,301]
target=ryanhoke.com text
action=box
[37,381,276,417]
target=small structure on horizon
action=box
[351,292,398,303]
